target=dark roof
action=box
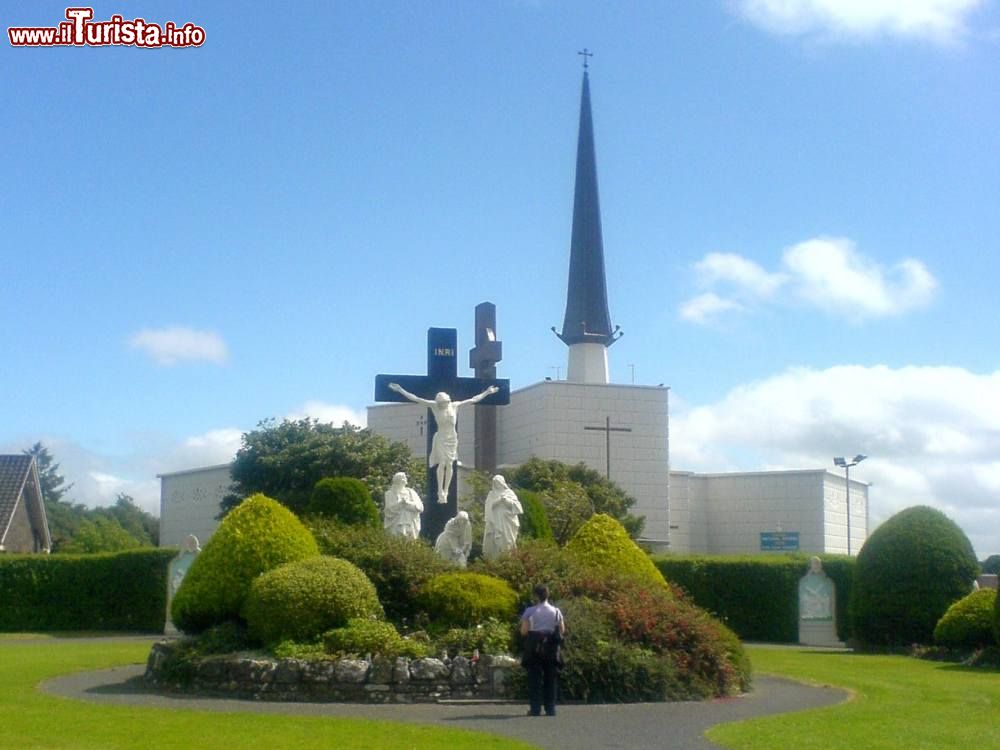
[0,455,34,539]
[556,71,620,348]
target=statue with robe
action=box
[383,472,424,539]
[482,475,522,561]
[435,511,473,567]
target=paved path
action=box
[43,662,847,750]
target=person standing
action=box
[520,584,565,717]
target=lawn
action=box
[0,638,534,750]
[710,646,1000,750]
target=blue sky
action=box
[3,1,999,557]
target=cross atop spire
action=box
[577,48,593,69]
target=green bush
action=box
[323,618,428,658]
[996,583,1000,646]
[473,538,587,608]
[517,489,554,542]
[307,477,380,527]
[307,519,450,624]
[602,582,748,697]
[0,548,175,632]
[566,514,668,591]
[417,572,518,629]
[653,554,854,643]
[554,597,683,702]
[851,505,978,647]
[434,618,516,657]
[934,589,997,648]
[243,555,383,645]
[171,494,319,633]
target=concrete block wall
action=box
[498,381,671,546]
[158,464,231,548]
[822,473,869,554]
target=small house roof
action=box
[0,455,51,552]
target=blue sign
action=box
[760,531,800,551]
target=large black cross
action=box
[375,327,509,541]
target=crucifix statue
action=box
[375,327,510,541]
[388,382,498,503]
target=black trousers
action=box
[526,660,559,716]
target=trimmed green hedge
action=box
[851,505,978,647]
[0,548,176,632]
[652,554,855,643]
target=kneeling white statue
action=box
[435,511,473,567]
[383,472,424,539]
[482,475,522,561]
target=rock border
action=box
[144,640,520,703]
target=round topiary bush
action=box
[307,518,451,623]
[242,555,383,645]
[417,571,518,629]
[171,493,319,633]
[565,513,669,591]
[934,588,997,648]
[307,477,380,527]
[851,505,978,647]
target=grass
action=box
[0,638,534,750]
[709,646,1000,750]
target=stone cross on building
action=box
[375,327,509,541]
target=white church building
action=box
[159,69,868,555]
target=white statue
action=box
[799,556,834,621]
[388,382,499,502]
[482,475,522,561]
[383,472,424,539]
[435,511,473,567]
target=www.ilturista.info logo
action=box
[8,7,205,48]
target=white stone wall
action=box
[158,464,231,548]
[665,470,869,555]
[497,381,671,547]
[822,472,869,555]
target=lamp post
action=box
[834,454,867,555]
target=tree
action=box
[221,419,425,516]
[24,442,81,550]
[981,555,1000,575]
[507,458,645,537]
[21,444,158,551]
[23,442,73,503]
[101,493,159,546]
[60,516,141,554]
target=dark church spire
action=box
[555,65,621,352]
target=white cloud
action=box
[672,364,1000,556]
[680,237,937,324]
[129,326,229,366]
[679,293,745,324]
[732,0,986,43]
[286,400,367,428]
[695,252,787,297]
[783,238,937,318]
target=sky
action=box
[3,1,999,557]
